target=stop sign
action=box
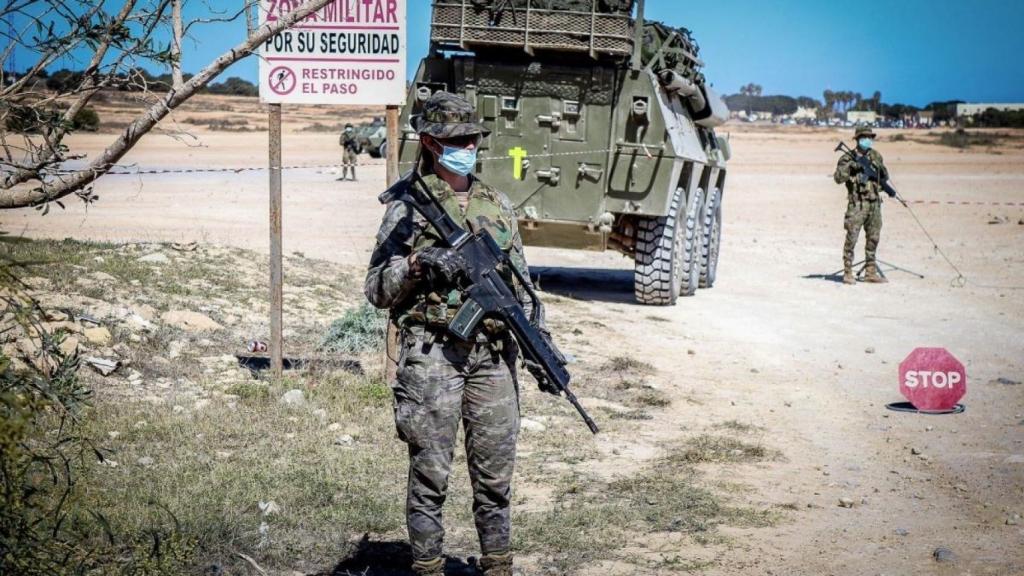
[899,348,966,411]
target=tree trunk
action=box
[172,0,184,91]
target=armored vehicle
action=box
[397,0,730,305]
[357,117,388,157]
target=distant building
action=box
[956,103,1024,117]
[730,110,774,122]
[846,111,878,124]
[916,110,934,127]
[790,106,818,120]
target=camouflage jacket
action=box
[834,148,888,202]
[364,173,544,333]
[340,132,359,152]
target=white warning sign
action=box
[258,0,406,105]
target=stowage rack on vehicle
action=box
[431,0,635,57]
[402,1,731,306]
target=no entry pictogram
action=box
[268,66,296,95]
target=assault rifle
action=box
[380,170,599,434]
[834,141,906,205]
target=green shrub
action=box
[4,105,99,133]
[3,105,57,133]
[320,302,386,355]
[0,250,196,575]
[72,107,100,131]
[938,128,1005,148]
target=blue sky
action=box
[10,0,1024,106]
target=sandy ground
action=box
[3,110,1023,574]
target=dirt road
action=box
[3,121,1022,574]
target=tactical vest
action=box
[396,174,518,329]
[847,150,885,202]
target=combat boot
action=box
[412,557,444,576]
[842,266,856,285]
[479,552,513,576]
[863,264,888,284]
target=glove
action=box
[413,247,466,285]
[525,329,565,396]
[525,358,561,395]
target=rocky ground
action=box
[2,237,788,575]
[2,100,1022,574]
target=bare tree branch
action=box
[56,1,142,133]
[0,3,104,99]
[0,0,336,210]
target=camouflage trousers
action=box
[342,149,357,179]
[843,199,883,269]
[391,325,520,561]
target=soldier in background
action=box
[834,125,890,285]
[364,92,556,576]
[339,123,359,181]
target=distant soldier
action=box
[365,91,555,576]
[339,123,359,181]
[834,125,890,284]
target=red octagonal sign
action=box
[899,348,966,411]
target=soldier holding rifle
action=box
[339,123,359,181]
[364,92,575,576]
[834,125,896,285]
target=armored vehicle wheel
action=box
[634,187,685,305]
[699,187,723,288]
[679,187,704,297]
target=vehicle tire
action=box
[679,186,704,297]
[634,187,685,305]
[368,145,383,159]
[698,186,722,288]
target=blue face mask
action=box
[858,137,873,150]
[438,145,477,176]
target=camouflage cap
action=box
[854,125,877,139]
[411,91,491,139]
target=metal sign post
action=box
[269,103,284,377]
[386,104,400,185]
[384,103,401,382]
[258,0,407,379]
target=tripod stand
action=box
[831,259,925,280]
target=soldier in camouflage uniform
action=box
[834,125,890,285]
[365,92,555,576]
[339,123,359,181]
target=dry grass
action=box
[1,236,786,575]
[674,434,778,464]
[514,439,782,573]
[82,371,406,574]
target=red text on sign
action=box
[267,0,398,24]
